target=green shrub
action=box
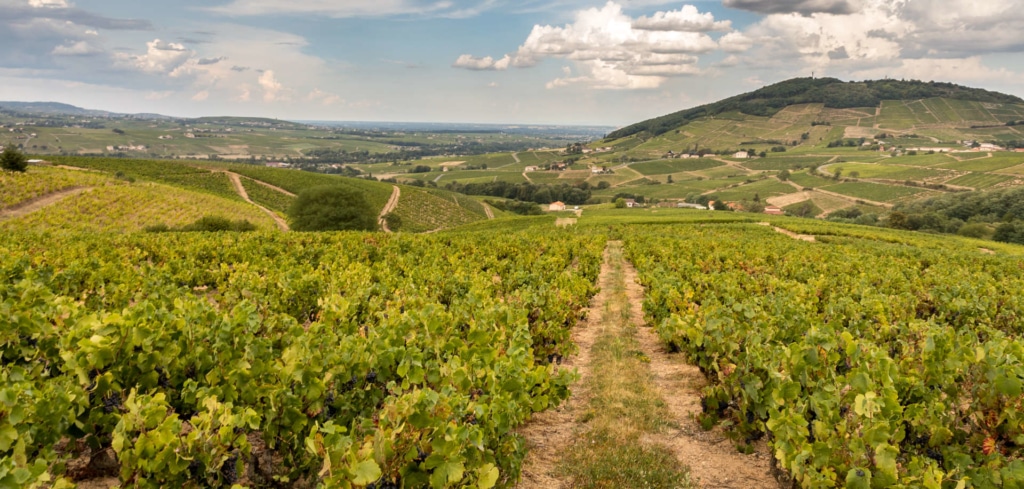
[144,217,257,233]
[1,145,28,172]
[288,186,377,232]
[957,222,991,239]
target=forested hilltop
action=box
[608,78,1024,140]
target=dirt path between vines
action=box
[621,256,778,489]
[516,246,607,488]
[517,242,777,489]
[225,172,290,232]
[757,222,816,242]
[379,185,401,233]
[483,203,495,219]
[0,186,91,221]
[245,177,296,197]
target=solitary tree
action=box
[288,186,377,232]
[0,145,28,172]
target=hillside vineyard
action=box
[1,230,603,487]
[626,224,1024,488]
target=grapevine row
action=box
[1,229,603,487]
[624,223,1024,488]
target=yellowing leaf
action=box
[477,463,499,489]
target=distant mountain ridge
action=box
[0,101,116,118]
[608,78,1024,140]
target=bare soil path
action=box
[244,176,296,197]
[379,185,401,233]
[225,172,290,231]
[757,222,816,242]
[482,203,495,219]
[621,250,778,489]
[518,242,777,488]
[0,187,91,221]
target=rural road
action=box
[379,185,401,233]
[0,187,91,221]
[512,152,521,164]
[226,172,290,231]
[483,203,495,219]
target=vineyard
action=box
[238,177,295,215]
[0,229,604,488]
[0,166,112,209]
[625,223,1024,488]
[0,183,277,233]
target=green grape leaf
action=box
[350,459,382,485]
[0,425,18,451]
[995,375,1022,397]
[845,468,871,489]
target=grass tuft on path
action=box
[557,242,694,489]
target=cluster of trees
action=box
[607,77,1023,140]
[443,181,592,205]
[484,199,543,215]
[827,138,868,148]
[826,187,1024,244]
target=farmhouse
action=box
[677,203,708,210]
[549,201,566,211]
[764,205,785,216]
[624,199,638,208]
[733,151,750,159]
[524,166,539,172]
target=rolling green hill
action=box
[607,77,1024,140]
[2,157,491,233]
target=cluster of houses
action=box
[106,144,147,152]
[524,162,573,172]
[663,150,708,159]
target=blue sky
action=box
[2,0,1023,126]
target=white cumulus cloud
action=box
[114,39,193,75]
[731,0,1024,82]
[452,54,511,71]
[51,40,101,56]
[633,5,732,32]
[258,70,284,101]
[454,2,729,90]
[206,0,471,18]
[307,88,342,105]
[28,0,70,8]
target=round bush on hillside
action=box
[1,146,28,172]
[288,185,377,232]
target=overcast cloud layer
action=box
[1,0,1023,125]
